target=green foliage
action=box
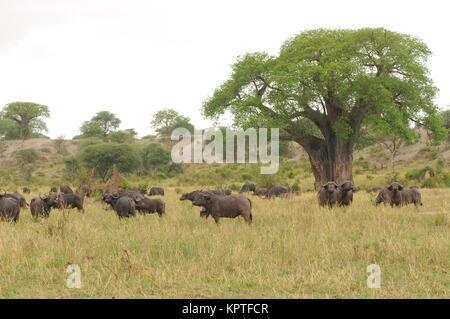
[119,179,133,190]
[202,28,446,183]
[54,135,68,155]
[291,183,300,192]
[0,118,20,140]
[79,111,121,138]
[78,121,103,138]
[140,143,171,171]
[1,102,50,140]
[79,143,140,182]
[150,109,194,137]
[14,148,40,168]
[108,130,133,144]
[62,156,81,181]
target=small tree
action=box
[54,135,68,155]
[78,111,121,138]
[140,143,171,172]
[109,130,133,144]
[150,109,194,137]
[2,102,50,140]
[14,148,40,168]
[79,143,140,182]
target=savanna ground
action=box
[0,186,448,299]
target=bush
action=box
[229,184,241,192]
[109,131,133,144]
[79,143,140,182]
[40,147,52,153]
[54,136,68,155]
[63,156,80,180]
[140,143,171,172]
[119,179,133,190]
[14,148,40,168]
[154,172,168,180]
[291,183,300,192]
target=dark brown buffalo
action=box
[60,185,73,194]
[254,188,268,197]
[149,187,164,196]
[0,194,20,222]
[3,192,28,208]
[239,183,256,193]
[387,183,422,207]
[22,187,31,194]
[318,182,339,207]
[135,198,165,217]
[400,188,423,206]
[267,185,290,198]
[103,194,136,218]
[132,188,147,195]
[76,186,92,197]
[374,188,392,206]
[118,189,145,201]
[50,187,58,193]
[192,193,253,225]
[387,182,404,207]
[56,193,84,211]
[366,187,382,193]
[338,181,357,206]
[30,196,55,218]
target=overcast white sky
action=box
[0,0,449,138]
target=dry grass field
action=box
[0,187,448,299]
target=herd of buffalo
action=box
[0,181,423,224]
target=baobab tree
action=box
[202,28,447,188]
[1,102,50,140]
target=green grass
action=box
[0,187,448,298]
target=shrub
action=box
[140,143,171,172]
[119,179,133,190]
[109,131,133,144]
[79,143,140,182]
[40,147,52,153]
[14,148,40,168]
[291,183,300,192]
[54,136,68,155]
[62,156,80,180]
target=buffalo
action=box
[103,194,136,218]
[56,193,84,211]
[0,194,20,222]
[239,183,256,193]
[50,187,58,193]
[76,186,92,197]
[318,182,340,207]
[192,193,253,225]
[267,185,290,198]
[60,185,73,194]
[254,188,268,197]
[374,188,392,206]
[366,187,382,193]
[135,198,165,217]
[337,181,357,206]
[22,187,31,194]
[3,192,28,208]
[30,195,56,219]
[149,187,164,196]
[387,182,422,207]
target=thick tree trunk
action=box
[301,136,353,190]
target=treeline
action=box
[63,138,182,183]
